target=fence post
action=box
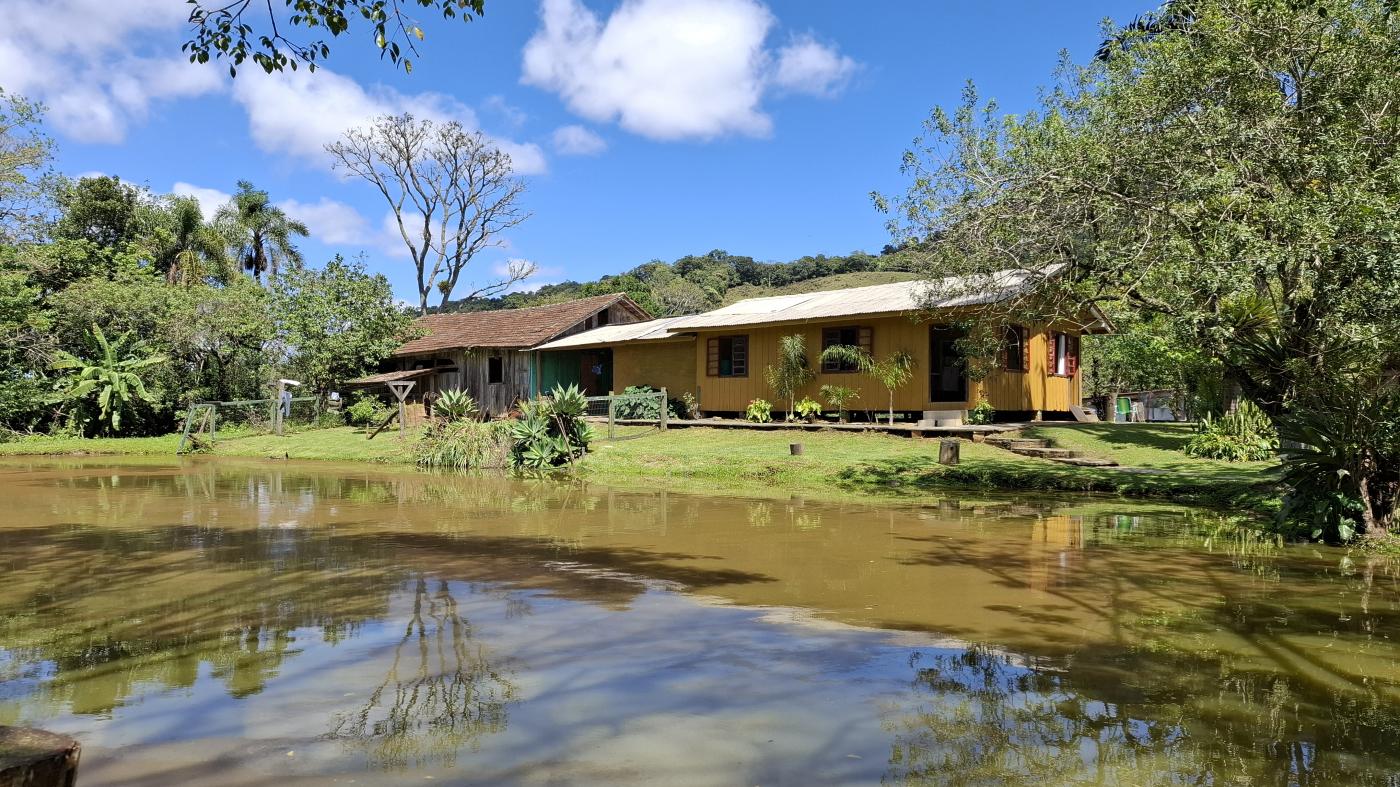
[659,388,668,431]
[607,390,616,439]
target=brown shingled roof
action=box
[393,293,650,355]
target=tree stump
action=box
[0,727,80,787]
[938,440,960,466]
[789,443,804,456]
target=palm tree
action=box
[51,324,167,435]
[156,197,229,285]
[215,180,309,282]
[819,345,916,425]
[765,333,815,420]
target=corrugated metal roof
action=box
[534,316,693,350]
[666,267,1057,330]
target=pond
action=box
[0,457,1397,785]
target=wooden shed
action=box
[372,293,652,416]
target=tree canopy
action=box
[882,0,1400,414]
[183,0,487,76]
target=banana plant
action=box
[50,324,167,434]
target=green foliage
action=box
[413,419,513,470]
[434,388,478,422]
[793,397,822,422]
[1184,402,1278,462]
[882,0,1400,418]
[820,345,916,423]
[184,0,486,76]
[435,248,921,317]
[745,398,773,423]
[50,324,167,435]
[819,384,859,423]
[1275,360,1400,541]
[269,256,415,393]
[614,385,664,419]
[0,89,53,244]
[216,180,308,281]
[346,393,392,427]
[765,333,815,419]
[509,384,594,470]
[967,398,996,425]
[679,391,700,419]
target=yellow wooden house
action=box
[536,275,1112,421]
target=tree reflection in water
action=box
[328,577,517,770]
[884,638,1400,785]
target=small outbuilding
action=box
[364,293,652,416]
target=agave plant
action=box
[434,388,479,422]
[50,324,167,434]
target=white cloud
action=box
[172,182,233,218]
[278,197,373,246]
[0,0,222,142]
[521,0,857,141]
[552,124,607,156]
[772,34,858,97]
[231,67,548,174]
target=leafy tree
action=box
[0,89,53,243]
[269,256,415,392]
[327,113,531,315]
[765,333,814,420]
[183,0,486,76]
[215,180,309,282]
[879,0,1400,416]
[53,176,148,250]
[819,345,916,424]
[50,324,166,435]
[0,264,51,430]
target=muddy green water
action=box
[0,458,1397,785]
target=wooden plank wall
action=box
[691,315,1082,415]
[613,341,697,397]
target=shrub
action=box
[746,398,773,423]
[820,384,859,423]
[345,393,391,427]
[679,391,700,419]
[414,419,513,469]
[510,384,595,470]
[967,397,996,425]
[1183,400,1278,462]
[614,385,662,419]
[435,388,479,421]
[794,397,822,422]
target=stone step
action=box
[1052,456,1120,467]
[985,437,1050,449]
[1008,446,1079,459]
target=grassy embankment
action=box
[0,422,1281,513]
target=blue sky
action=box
[3,0,1148,302]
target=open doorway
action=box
[929,325,968,403]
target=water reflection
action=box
[0,458,1398,784]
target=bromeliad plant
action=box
[510,383,595,470]
[50,324,167,435]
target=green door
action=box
[538,351,583,393]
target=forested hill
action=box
[433,248,923,318]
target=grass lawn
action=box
[0,426,414,463]
[0,422,1282,515]
[579,424,1281,514]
